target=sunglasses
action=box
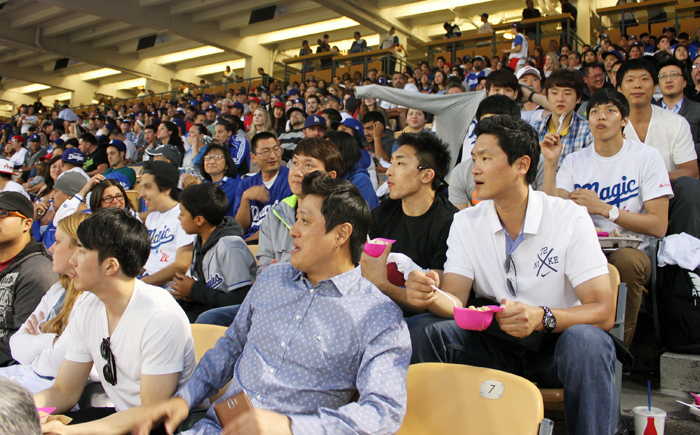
[101,337,117,386]
[0,210,27,219]
[504,255,518,298]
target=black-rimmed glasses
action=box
[101,337,117,386]
[505,254,518,298]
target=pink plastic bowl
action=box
[454,306,504,331]
[363,238,396,257]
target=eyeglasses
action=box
[659,73,684,81]
[101,194,124,204]
[101,337,117,386]
[256,146,282,158]
[0,210,26,219]
[504,254,518,298]
[587,73,605,80]
[204,154,224,161]
[693,64,700,69]
[89,118,98,121]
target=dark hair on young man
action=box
[199,143,237,182]
[89,179,135,212]
[324,131,359,177]
[544,69,585,100]
[144,124,158,134]
[658,57,689,82]
[586,88,630,120]
[475,95,520,121]
[64,138,79,148]
[395,131,451,191]
[474,115,540,185]
[77,208,150,278]
[485,70,519,94]
[300,171,371,266]
[307,95,321,105]
[293,138,344,176]
[445,79,466,93]
[250,131,278,153]
[615,58,658,87]
[322,108,342,125]
[142,160,180,201]
[583,62,605,77]
[180,183,228,226]
[362,111,386,128]
[80,132,97,145]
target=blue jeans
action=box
[195,305,241,327]
[408,314,617,435]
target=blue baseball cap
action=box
[104,172,132,190]
[1,124,11,130]
[51,138,65,147]
[107,139,127,153]
[188,99,199,106]
[287,89,300,97]
[332,118,364,136]
[202,95,213,103]
[294,98,306,110]
[172,118,187,133]
[28,134,41,142]
[378,77,388,86]
[304,114,327,129]
[61,148,85,165]
[232,102,244,111]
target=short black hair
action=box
[445,80,466,93]
[361,111,386,128]
[200,143,237,182]
[180,183,228,226]
[143,160,180,201]
[77,208,150,278]
[293,137,344,177]
[544,69,585,100]
[474,115,540,185]
[616,58,658,87]
[395,131,451,191]
[476,95,520,121]
[587,88,630,120]
[250,131,278,153]
[485,70,519,94]
[583,62,605,77]
[144,124,158,133]
[80,132,97,145]
[658,57,689,82]
[321,108,342,125]
[300,171,371,266]
[307,95,321,104]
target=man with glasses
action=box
[405,115,617,435]
[0,192,55,367]
[35,208,196,434]
[655,58,700,158]
[578,62,613,116]
[234,132,291,241]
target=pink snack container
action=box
[364,238,396,257]
[454,306,504,331]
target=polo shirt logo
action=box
[534,247,559,277]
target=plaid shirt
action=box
[532,112,593,167]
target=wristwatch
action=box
[541,306,556,333]
[607,205,619,222]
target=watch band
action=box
[541,306,556,333]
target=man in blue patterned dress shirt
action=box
[136,172,411,435]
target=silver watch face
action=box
[544,316,556,330]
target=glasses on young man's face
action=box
[101,337,117,386]
[204,154,224,161]
[101,194,124,204]
[0,210,26,219]
[256,146,282,158]
[504,255,518,298]
[659,73,683,81]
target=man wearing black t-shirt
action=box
[79,132,108,176]
[361,132,458,314]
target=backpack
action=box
[654,264,700,354]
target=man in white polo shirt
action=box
[406,115,617,435]
[542,88,673,347]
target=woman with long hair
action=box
[247,108,275,140]
[53,175,139,225]
[543,52,560,77]
[271,102,287,136]
[198,143,239,216]
[1,213,92,393]
[358,98,390,126]
[628,44,643,60]
[157,121,185,157]
[182,124,210,175]
[674,45,693,71]
[532,46,545,69]
[324,131,379,209]
[431,70,447,94]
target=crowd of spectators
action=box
[0,14,700,435]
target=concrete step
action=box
[660,352,700,394]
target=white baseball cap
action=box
[516,66,541,80]
[0,159,13,175]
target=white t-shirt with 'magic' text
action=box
[143,204,195,276]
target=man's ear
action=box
[104,257,121,277]
[334,222,354,250]
[327,171,337,179]
[420,168,435,186]
[516,155,532,178]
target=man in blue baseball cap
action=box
[59,149,89,181]
[287,88,301,100]
[293,98,306,114]
[332,118,364,137]
[303,114,327,138]
[18,134,47,180]
[104,139,136,189]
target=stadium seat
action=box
[396,363,546,435]
[190,324,229,403]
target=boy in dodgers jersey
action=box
[542,89,673,347]
[138,161,195,287]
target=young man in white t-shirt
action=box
[35,208,196,434]
[138,161,195,287]
[617,58,700,238]
[406,115,617,435]
[542,89,673,347]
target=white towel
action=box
[658,233,700,270]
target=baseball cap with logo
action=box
[248,97,261,104]
[304,115,327,129]
[516,66,542,80]
[232,102,244,111]
[28,134,41,142]
[107,139,127,153]
[0,159,14,174]
[104,172,131,190]
[146,144,183,167]
[51,138,65,147]
[331,118,364,136]
[62,148,86,165]
[11,135,24,144]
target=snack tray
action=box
[598,236,643,250]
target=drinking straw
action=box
[648,380,652,411]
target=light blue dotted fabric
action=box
[177,263,411,435]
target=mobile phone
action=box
[214,391,254,428]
